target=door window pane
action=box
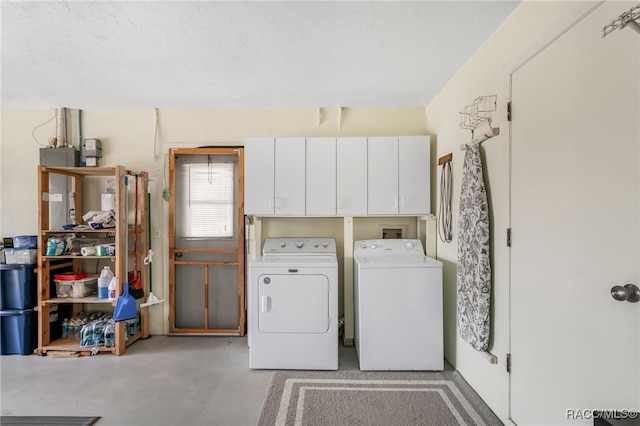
[180,161,234,238]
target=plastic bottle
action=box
[98,266,114,299]
[61,318,69,339]
[107,276,117,301]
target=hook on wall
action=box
[459,95,497,139]
[602,4,640,37]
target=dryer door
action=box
[258,274,329,334]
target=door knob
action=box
[175,252,183,258]
[611,284,640,303]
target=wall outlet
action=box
[379,225,407,239]
[153,227,160,239]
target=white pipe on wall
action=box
[56,107,66,147]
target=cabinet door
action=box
[306,137,336,215]
[244,138,275,215]
[337,137,367,215]
[399,136,430,214]
[367,137,398,214]
[274,138,305,215]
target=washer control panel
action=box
[354,239,424,255]
[263,237,336,255]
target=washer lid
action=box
[252,254,338,268]
[355,255,442,268]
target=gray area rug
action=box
[0,416,100,426]
[258,370,502,426]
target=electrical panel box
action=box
[39,147,78,230]
[83,138,101,157]
[82,138,102,166]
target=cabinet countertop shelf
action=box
[41,297,116,306]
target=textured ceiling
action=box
[1,1,520,109]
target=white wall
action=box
[424,0,602,423]
[1,107,428,335]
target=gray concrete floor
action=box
[1,336,360,426]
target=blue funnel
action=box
[113,283,137,322]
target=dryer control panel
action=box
[354,239,425,255]
[263,237,336,255]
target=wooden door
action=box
[510,2,639,423]
[169,148,245,335]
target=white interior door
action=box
[510,2,639,424]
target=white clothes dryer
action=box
[354,239,443,371]
[249,237,338,370]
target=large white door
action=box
[510,2,639,424]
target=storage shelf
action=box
[42,297,116,306]
[42,255,116,261]
[39,166,129,177]
[37,165,150,356]
[41,332,142,353]
[41,229,116,235]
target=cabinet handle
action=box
[394,197,398,209]
[401,197,406,208]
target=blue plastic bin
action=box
[12,235,37,249]
[0,264,37,310]
[0,309,37,355]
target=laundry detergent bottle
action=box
[108,275,117,301]
[98,266,114,299]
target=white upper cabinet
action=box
[398,136,430,214]
[274,137,306,215]
[367,135,430,215]
[244,137,305,215]
[306,137,337,215]
[245,135,429,216]
[337,137,367,215]
[368,137,399,214]
[244,137,275,215]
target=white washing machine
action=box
[354,239,443,371]
[249,237,338,370]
